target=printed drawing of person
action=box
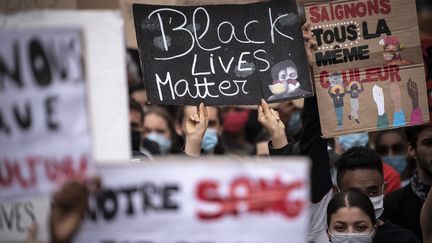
[372,84,389,128]
[389,82,406,126]
[346,81,364,124]
[407,78,423,125]
[267,60,309,102]
[379,36,413,65]
[328,72,345,130]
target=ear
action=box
[383,181,388,194]
[175,121,183,137]
[332,185,339,194]
[407,144,417,160]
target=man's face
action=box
[129,110,142,132]
[414,127,432,175]
[338,169,384,197]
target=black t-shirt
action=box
[383,185,424,240]
[374,220,421,243]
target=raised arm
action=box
[421,188,432,243]
[184,103,208,157]
[300,96,332,203]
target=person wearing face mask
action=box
[383,125,432,240]
[326,188,377,243]
[142,106,182,155]
[177,104,225,156]
[374,129,415,186]
[333,132,401,195]
[257,96,420,243]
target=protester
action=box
[177,105,225,155]
[221,107,254,155]
[129,99,160,158]
[252,21,420,243]
[326,189,377,242]
[374,129,415,185]
[421,189,432,243]
[142,106,182,154]
[383,125,432,240]
[128,82,147,111]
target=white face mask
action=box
[329,232,374,243]
[369,193,384,219]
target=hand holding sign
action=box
[184,103,209,157]
[258,99,287,149]
[302,22,318,66]
[25,180,93,243]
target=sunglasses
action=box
[375,143,405,156]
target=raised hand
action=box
[302,22,317,67]
[184,103,208,157]
[50,180,90,243]
[258,99,288,149]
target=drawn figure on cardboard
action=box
[328,72,345,130]
[407,79,423,125]
[389,82,406,126]
[372,84,389,128]
[379,36,413,66]
[347,81,364,124]
[267,60,309,102]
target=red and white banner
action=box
[0,28,92,199]
[74,157,310,243]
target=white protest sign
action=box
[0,196,51,243]
[74,157,310,243]
[0,10,130,164]
[0,28,93,198]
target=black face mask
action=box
[131,129,141,152]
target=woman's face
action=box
[143,113,171,141]
[328,207,374,235]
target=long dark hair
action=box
[327,188,376,227]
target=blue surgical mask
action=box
[146,133,172,154]
[201,128,218,152]
[338,133,369,151]
[382,155,407,174]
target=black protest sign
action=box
[133,0,313,105]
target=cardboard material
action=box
[0,11,130,164]
[304,0,429,137]
[74,157,310,243]
[133,1,313,105]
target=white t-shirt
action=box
[308,190,333,243]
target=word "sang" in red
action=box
[195,176,305,220]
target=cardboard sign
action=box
[0,196,51,243]
[0,11,130,164]
[0,28,93,198]
[133,1,313,105]
[74,157,310,243]
[304,0,429,137]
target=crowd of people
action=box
[19,0,432,242]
